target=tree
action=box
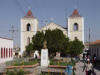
[26,29,69,57]
[32,31,45,51]
[26,43,33,56]
[25,31,45,56]
[69,38,84,56]
[45,29,69,55]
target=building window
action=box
[74,23,78,31]
[27,37,30,45]
[27,23,31,31]
[74,37,77,40]
[1,48,3,58]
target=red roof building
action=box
[24,10,35,18]
[70,9,81,17]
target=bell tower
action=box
[20,10,38,55]
[68,9,84,43]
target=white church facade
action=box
[0,37,13,63]
[20,9,84,55]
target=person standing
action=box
[93,54,97,67]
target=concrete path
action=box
[75,61,100,75]
[0,63,6,73]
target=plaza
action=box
[0,0,100,75]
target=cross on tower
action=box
[9,25,18,40]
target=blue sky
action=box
[0,0,100,47]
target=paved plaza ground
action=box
[75,61,100,75]
[1,59,100,75]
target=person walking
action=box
[83,61,86,72]
[86,61,93,75]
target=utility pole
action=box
[88,27,91,55]
[65,8,68,38]
[9,25,18,40]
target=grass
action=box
[13,59,38,66]
[50,59,76,66]
[50,59,67,66]
[6,59,38,66]
[6,69,30,75]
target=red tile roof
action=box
[24,10,34,18]
[70,9,81,17]
[90,40,100,45]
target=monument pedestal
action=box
[41,49,49,67]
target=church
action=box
[20,9,84,55]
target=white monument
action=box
[41,41,49,67]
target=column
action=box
[6,48,8,58]
[4,48,5,58]
[10,48,12,57]
[9,48,10,57]
[0,48,1,59]
[11,48,13,57]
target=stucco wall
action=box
[0,38,13,63]
[20,18,38,55]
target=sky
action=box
[0,0,100,47]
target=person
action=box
[86,56,90,63]
[83,53,85,60]
[93,54,97,67]
[86,61,93,75]
[65,65,73,75]
[92,69,96,75]
[83,62,86,72]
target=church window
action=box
[27,37,30,45]
[27,23,31,31]
[74,23,78,31]
[74,37,77,40]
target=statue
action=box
[41,40,49,67]
[43,40,47,49]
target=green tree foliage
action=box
[32,31,45,51]
[69,38,84,56]
[26,43,33,55]
[45,29,69,55]
[26,29,69,56]
[6,69,26,75]
[25,29,84,57]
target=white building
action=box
[20,9,84,55]
[68,9,84,43]
[20,10,38,55]
[39,22,67,36]
[0,37,13,63]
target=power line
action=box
[74,0,78,9]
[9,25,18,40]
[14,0,25,14]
